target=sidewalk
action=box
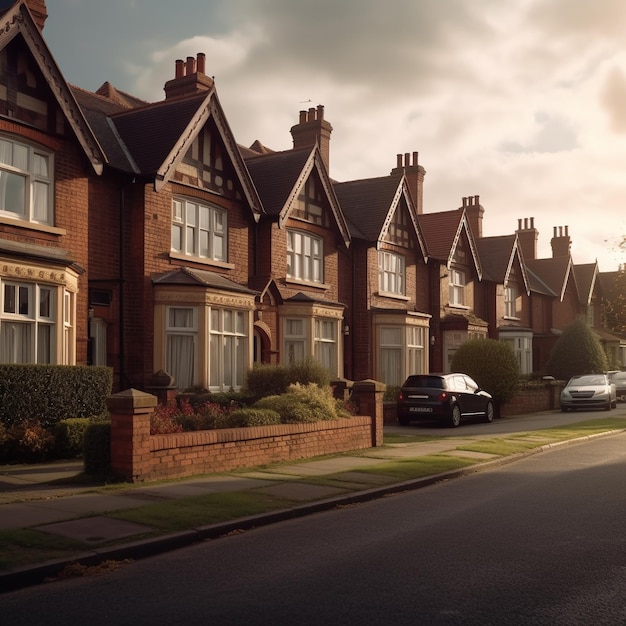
[1,417,622,593]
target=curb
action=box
[1,428,623,594]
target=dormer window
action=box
[0,138,52,225]
[449,269,465,306]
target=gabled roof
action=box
[333,173,427,261]
[572,262,599,305]
[244,145,351,247]
[476,234,530,295]
[74,84,263,219]
[152,267,257,295]
[418,208,482,278]
[525,255,573,301]
[0,1,104,174]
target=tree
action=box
[544,317,608,380]
[450,338,519,414]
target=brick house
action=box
[76,55,263,391]
[0,1,104,369]
[475,233,532,373]
[418,203,487,373]
[334,152,429,385]
[242,106,352,379]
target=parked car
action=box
[397,373,494,428]
[560,374,617,412]
[609,371,626,401]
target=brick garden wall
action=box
[109,381,385,482]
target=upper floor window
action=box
[504,285,516,318]
[449,269,465,306]
[0,138,52,225]
[287,230,323,283]
[172,198,226,262]
[378,251,405,295]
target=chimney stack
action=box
[515,217,538,260]
[164,53,213,100]
[290,104,333,172]
[550,225,571,258]
[390,151,426,214]
[459,195,484,238]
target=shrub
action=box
[245,358,331,399]
[83,421,111,475]
[53,418,92,459]
[7,419,56,463]
[226,408,282,427]
[545,317,608,380]
[450,338,520,408]
[255,383,339,423]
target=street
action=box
[3,413,626,625]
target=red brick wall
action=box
[146,417,373,481]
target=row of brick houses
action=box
[0,1,623,395]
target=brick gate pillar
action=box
[351,379,386,447]
[107,388,157,482]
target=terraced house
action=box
[0,0,622,395]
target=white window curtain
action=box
[379,326,403,386]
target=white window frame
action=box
[165,306,197,390]
[0,280,60,364]
[378,251,405,295]
[284,317,307,364]
[209,308,247,391]
[504,285,517,318]
[0,137,53,225]
[287,230,323,283]
[171,198,227,261]
[449,268,465,307]
[314,318,337,373]
[501,334,532,375]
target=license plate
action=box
[410,407,432,413]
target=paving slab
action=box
[130,477,276,499]
[442,450,500,459]
[35,517,154,544]
[266,456,390,476]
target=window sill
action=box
[376,291,409,301]
[285,277,329,290]
[0,215,65,236]
[446,303,469,311]
[503,315,520,321]
[169,252,235,270]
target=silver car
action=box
[560,374,617,412]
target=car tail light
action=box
[437,392,448,401]
[398,391,404,401]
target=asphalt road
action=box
[3,416,626,625]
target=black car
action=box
[397,373,494,428]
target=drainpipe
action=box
[118,177,136,389]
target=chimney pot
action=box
[404,152,410,167]
[175,59,184,79]
[186,56,196,75]
[308,107,316,122]
[462,197,467,207]
[412,151,419,166]
[530,217,534,228]
[565,225,569,236]
[518,218,523,230]
[474,194,479,205]
[196,52,206,75]
[396,154,403,168]
[299,110,307,123]
[317,104,324,120]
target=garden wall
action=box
[108,380,385,483]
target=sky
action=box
[42,0,626,271]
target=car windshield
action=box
[612,372,626,381]
[570,375,605,386]
[404,376,444,389]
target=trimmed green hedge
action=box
[0,364,113,429]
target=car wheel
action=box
[483,401,494,423]
[605,402,611,411]
[449,405,461,428]
[611,400,617,409]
